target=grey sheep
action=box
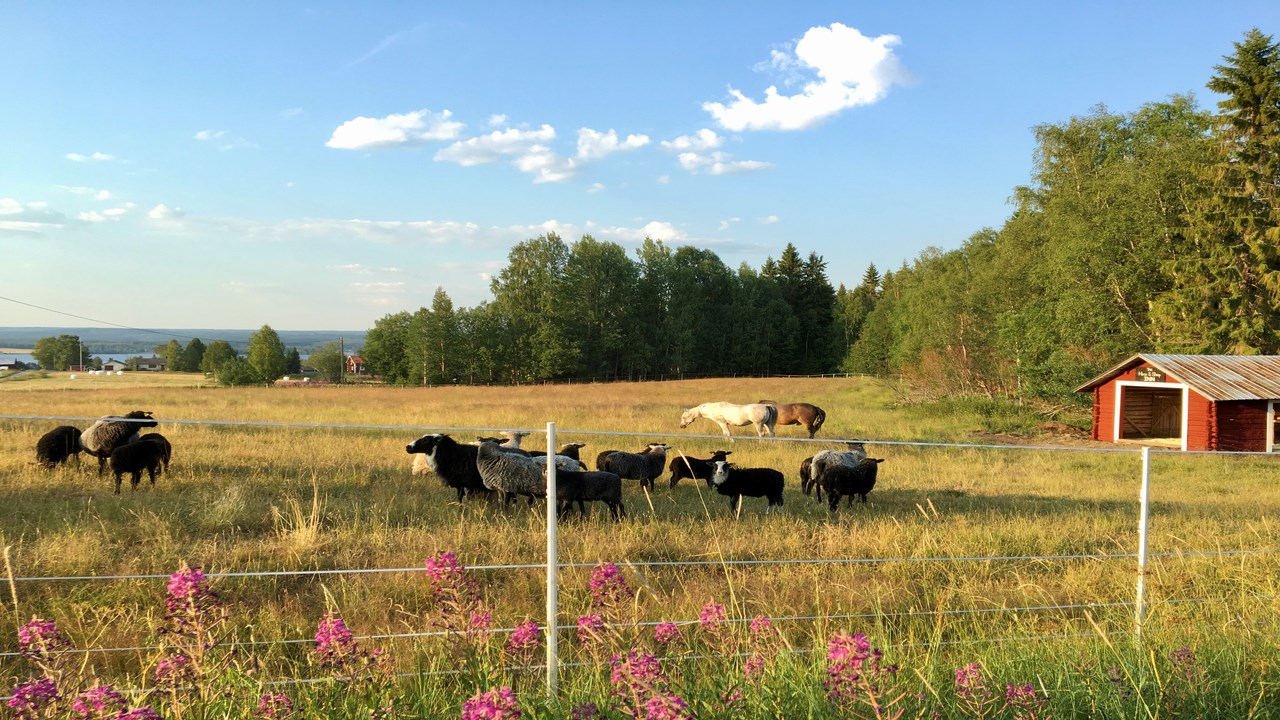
[599,443,670,490]
[81,410,158,474]
[804,442,868,501]
[35,425,82,468]
[476,439,546,504]
[709,461,784,515]
[108,439,168,494]
[822,458,886,511]
[555,470,625,520]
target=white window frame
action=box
[1269,400,1278,452]
[1113,380,1189,452]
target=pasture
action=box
[1,373,1278,717]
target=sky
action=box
[2,2,1277,332]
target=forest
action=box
[359,30,1280,404]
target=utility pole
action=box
[339,336,345,383]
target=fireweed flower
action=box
[6,677,59,719]
[506,620,542,660]
[254,691,296,719]
[1004,683,1048,719]
[460,686,521,720]
[570,702,600,720]
[18,617,72,661]
[1169,647,1201,683]
[653,622,681,647]
[642,692,692,720]
[425,551,482,606]
[610,649,667,697]
[154,653,195,688]
[824,632,899,706]
[698,601,727,630]
[314,612,360,669]
[70,684,128,720]
[119,710,162,720]
[589,562,632,610]
[578,613,606,647]
[161,564,224,637]
[955,662,998,717]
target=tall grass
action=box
[1,374,1278,717]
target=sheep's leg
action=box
[113,473,123,495]
[147,465,157,486]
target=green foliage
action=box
[201,340,238,376]
[155,339,184,371]
[247,325,286,384]
[31,334,91,370]
[285,347,302,375]
[216,357,258,386]
[308,341,344,383]
[181,338,207,373]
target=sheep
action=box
[599,444,670,490]
[555,443,587,463]
[475,439,546,504]
[532,454,587,473]
[554,470,625,520]
[81,411,158,474]
[667,449,732,488]
[822,458,886,511]
[35,426,82,468]
[405,433,492,501]
[709,460,784,515]
[413,431,529,475]
[476,430,534,455]
[804,442,868,502]
[136,433,173,472]
[108,440,168,494]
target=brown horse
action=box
[757,400,826,438]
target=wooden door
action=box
[1151,391,1181,438]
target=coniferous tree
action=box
[182,338,207,373]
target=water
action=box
[1,353,125,367]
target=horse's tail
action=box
[764,404,778,428]
[811,406,826,433]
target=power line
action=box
[0,294,201,342]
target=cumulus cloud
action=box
[148,204,186,220]
[326,109,464,150]
[587,183,606,193]
[78,211,106,223]
[659,128,723,152]
[762,214,780,224]
[488,114,508,127]
[676,151,773,176]
[718,217,740,231]
[0,198,68,234]
[703,22,909,131]
[65,151,113,162]
[195,130,257,151]
[434,125,556,166]
[576,128,650,161]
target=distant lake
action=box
[1,353,129,367]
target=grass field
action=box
[1,373,1277,718]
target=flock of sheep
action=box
[34,410,171,494]
[31,399,885,517]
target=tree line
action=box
[364,29,1280,404]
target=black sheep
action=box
[405,433,492,501]
[108,440,167,494]
[136,433,173,472]
[555,470,625,520]
[667,449,732,488]
[35,425,82,468]
[822,458,885,511]
[709,461,784,515]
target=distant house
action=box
[135,356,167,372]
[346,355,366,375]
[0,358,18,371]
[1076,353,1280,452]
[102,358,127,372]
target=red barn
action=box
[1075,354,1280,452]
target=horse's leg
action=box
[716,420,731,437]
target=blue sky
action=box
[2,2,1276,331]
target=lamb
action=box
[822,458,886,511]
[108,439,168,494]
[555,443,587,463]
[667,449,732,488]
[475,439,546,504]
[405,433,492,501]
[476,430,534,455]
[35,425,82,468]
[81,410,158,474]
[555,470,625,520]
[136,433,173,472]
[532,453,587,472]
[804,442,868,502]
[599,444,670,490]
[709,461,784,515]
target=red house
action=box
[345,355,366,376]
[1075,354,1280,452]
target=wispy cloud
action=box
[65,151,113,162]
[0,198,68,234]
[345,22,431,68]
[703,22,910,131]
[194,130,258,151]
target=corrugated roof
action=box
[1076,353,1280,401]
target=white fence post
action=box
[1135,447,1151,642]
[545,421,559,697]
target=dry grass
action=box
[1,374,1278,707]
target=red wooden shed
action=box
[1075,354,1280,452]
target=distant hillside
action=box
[0,327,365,355]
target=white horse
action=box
[679,402,778,438]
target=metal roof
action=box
[1075,353,1280,401]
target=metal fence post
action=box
[545,421,559,697]
[1135,447,1151,643]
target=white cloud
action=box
[194,129,257,151]
[79,211,106,223]
[102,207,128,217]
[65,151,114,162]
[657,175,671,185]
[575,128,649,161]
[148,204,186,220]
[676,150,773,176]
[0,198,68,234]
[434,125,556,166]
[587,183,606,193]
[762,214,780,224]
[326,109,465,150]
[718,217,740,231]
[659,128,723,152]
[703,22,909,131]
[488,114,508,127]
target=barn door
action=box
[1151,391,1181,438]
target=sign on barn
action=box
[1076,353,1280,452]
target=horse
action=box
[758,400,827,438]
[679,402,778,438]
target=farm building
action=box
[134,356,167,372]
[1075,353,1280,452]
[346,355,366,375]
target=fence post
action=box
[1135,446,1151,643]
[545,421,559,697]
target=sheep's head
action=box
[710,460,731,486]
[710,450,732,461]
[406,433,445,455]
[845,441,866,454]
[645,443,670,455]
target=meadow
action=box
[1,372,1278,718]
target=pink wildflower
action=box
[461,686,521,720]
[506,620,541,659]
[70,684,128,720]
[589,562,632,609]
[653,622,681,646]
[698,601,726,630]
[254,691,296,719]
[577,613,605,646]
[17,617,72,660]
[6,677,59,718]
